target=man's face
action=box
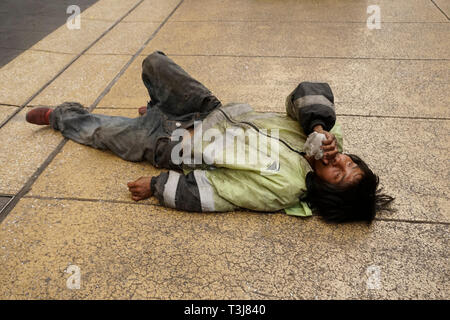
[314,153,364,186]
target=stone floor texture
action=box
[0,0,448,299]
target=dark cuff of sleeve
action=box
[307,120,327,135]
[150,176,158,194]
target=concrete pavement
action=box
[0,0,448,299]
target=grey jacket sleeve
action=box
[285,82,336,134]
[150,169,237,212]
[150,170,202,212]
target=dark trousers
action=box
[50,51,221,169]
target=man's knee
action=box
[143,51,167,69]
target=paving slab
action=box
[433,0,450,18]
[0,105,19,125]
[0,0,448,302]
[123,0,181,22]
[98,56,149,108]
[100,55,450,118]
[85,22,161,55]
[29,54,130,107]
[143,21,450,59]
[28,108,161,204]
[0,50,76,106]
[30,19,115,54]
[0,109,63,194]
[0,198,447,299]
[81,0,140,21]
[341,116,450,223]
[0,48,24,68]
[172,0,448,22]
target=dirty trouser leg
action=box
[51,52,221,169]
[138,51,222,169]
[142,51,221,118]
[50,102,178,168]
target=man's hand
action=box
[313,125,338,164]
[127,176,153,201]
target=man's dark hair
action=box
[303,154,395,224]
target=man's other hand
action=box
[127,176,153,201]
[313,124,338,164]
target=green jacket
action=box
[150,82,342,217]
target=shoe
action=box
[138,106,147,116]
[26,107,53,125]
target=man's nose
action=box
[331,153,343,166]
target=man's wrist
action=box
[150,176,157,194]
[313,124,324,132]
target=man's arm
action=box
[128,165,300,212]
[285,82,336,135]
[128,170,237,212]
[311,124,339,164]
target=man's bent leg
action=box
[142,51,221,118]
